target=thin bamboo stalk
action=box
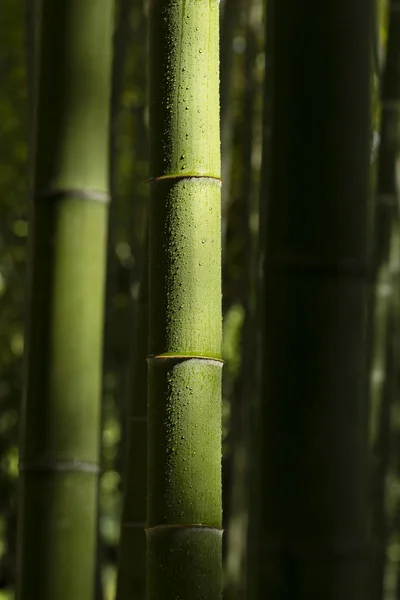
[224,2,259,596]
[371,2,400,597]
[116,242,148,600]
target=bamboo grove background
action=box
[0,0,396,598]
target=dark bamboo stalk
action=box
[223,2,258,597]
[254,0,373,598]
[116,241,148,600]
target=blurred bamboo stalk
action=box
[370,1,400,598]
[116,239,148,600]
[223,0,261,597]
[254,0,372,597]
[16,2,114,599]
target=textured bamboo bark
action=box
[16,2,113,599]
[116,243,148,600]
[254,0,372,598]
[147,1,223,598]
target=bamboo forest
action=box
[0,0,397,598]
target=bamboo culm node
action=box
[35,188,111,203]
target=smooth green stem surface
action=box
[16,2,113,599]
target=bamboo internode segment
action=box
[148,358,222,525]
[149,1,220,180]
[150,178,221,357]
[19,460,101,473]
[147,526,223,598]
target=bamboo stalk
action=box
[224,1,259,596]
[116,242,148,600]
[16,2,114,599]
[371,2,400,597]
[254,0,373,597]
[147,0,223,597]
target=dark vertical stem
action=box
[371,2,400,598]
[220,0,243,246]
[223,2,258,597]
[370,304,394,600]
[254,0,373,598]
[116,239,148,600]
[246,0,271,594]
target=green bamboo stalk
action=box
[147,1,223,598]
[116,242,148,600]
[16,2,114,599]
[253,0,373,597]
